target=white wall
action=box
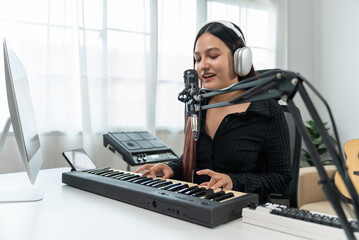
[286,0,316,125]
[287,0,315,80]
[315,0,359,144]
[287,0,359,146]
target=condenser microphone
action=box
[183,69,200,141]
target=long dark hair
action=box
[193,21,256,81]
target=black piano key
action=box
[112,173,130,179]
[204,189,215,197]
[152,181,173,188]
[91,170,111,175]
[131,177,153,184]
[106,172,125,177]
[127,176,146,182]
[98,171,116,177]
[140,178,160,185]
[184,186,198,195]
[146,179,167,187]
[88,168,111,173]
[162,182,182,190]
[109,173,126,178]
[167,184,189,192]
[185,187,205,195]
[191,189,205,197]
[178,186,198,194]
[213,192,234,201]
[113,173,132,180]
[193,189,214,197]
[204,190,225,200]
[120,175,139,181]
[85,169,106,174]
[110,172,125,176]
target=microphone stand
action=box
[192,69,358,239]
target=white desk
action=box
[0,168,304,240]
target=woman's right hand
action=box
[135,163,174,179]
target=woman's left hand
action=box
[196,169,233,191]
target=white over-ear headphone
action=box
[213,20,252,77]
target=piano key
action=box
[203,189,215,197]
[109,172,125,177]
[113,173,133,180]
[140,178,161,185]
[167,184,189,192]
[204,190,225,200]
[185,187,206,195]
[120,175,139,181]
[91,170,112,175]
[213,192,234,201]
[178,186,198,194]
[98,171,117,177]
[127,176,146,183]
[112,173,130,179]
[152,181,173,188]
[106,172,125,177]
[85,169,108,174]
[162,182,182,190]
[131,177,153,184]
[146,179,167,187]
[192,189,214,197]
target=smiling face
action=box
[194,32,238,89]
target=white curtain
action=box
[0,0,284,172]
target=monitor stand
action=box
[0,117,11,154]
[0,117,44,203]
[0,188,44,203]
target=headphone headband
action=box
[210,20,246,43]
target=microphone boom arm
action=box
[192,69,359,239]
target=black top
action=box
[167,99,292,203]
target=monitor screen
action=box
[2,39,43,185]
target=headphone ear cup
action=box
[233,47,252,76]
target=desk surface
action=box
[0,168,304,240]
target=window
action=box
[0,0,283,137]
[207,0,278,70]
[156,0,197,131]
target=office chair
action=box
[270,104,302,208]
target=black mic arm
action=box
[199,70,298,109]
[193,69,359,239]
[286,79,359,240]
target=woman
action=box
[136,21,291,203]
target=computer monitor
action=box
[0,39,44,202]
